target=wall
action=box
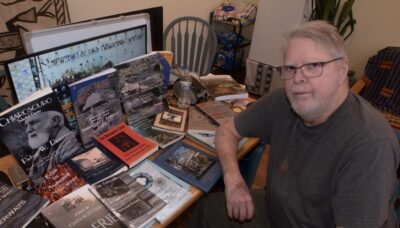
[67,0,220,30]
[345,0,400,77]
[67,0,400,78]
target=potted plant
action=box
[309,0,356,40]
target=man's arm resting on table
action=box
[216,117,254,222]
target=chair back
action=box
[163,16,217,76]
[359,47,400,132]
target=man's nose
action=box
[293,67,307,82]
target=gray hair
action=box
[282,20,348,61]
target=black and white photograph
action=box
[71,147,111,172]
[166,146,215,179]
[108,132,139,152]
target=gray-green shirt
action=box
[235,88,399,228]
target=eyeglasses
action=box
[276,57,343,80]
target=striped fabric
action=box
[360,47,400,131]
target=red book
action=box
[96,123,159,168]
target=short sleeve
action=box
[332,138,399,228]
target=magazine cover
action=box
[96,123,158,168]
[90,172,166,228]
[0,87,85,202]
[128,160,192,223]
[0,182,49,228]
[114,52,168,130]
[153,140,222,193]
[67,144,128,184]
[41,184,122,228]
[69,68,124,145]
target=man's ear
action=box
[51,115,61,127]
[339,60,349,84]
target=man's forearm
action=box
[215,118,244,186]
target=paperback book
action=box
[187,106,218,134]
[0,87,86,202]
[96,122,159,168]
[195,100,237,125]
[136,127,184,149]
[67,144,128,184]
[89,172,167,228]
[199,74,248,101]
[41,184,122,228]
[152,140,223,193]
[69,68,124,145]
[152,106,188,135]
[114,52,168,130]
[128,160,192,223]
[186,131,248,154]
[0,182,49,228]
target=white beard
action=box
[28,132,50,149]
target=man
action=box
[25,110,82,183]
[190,21,400,227]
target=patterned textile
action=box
[213,1,257,25]
[359,47,400,131]
[245,58,275,96]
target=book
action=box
[41,184,122,228]
[186,131,248,154]
[152,140,223,193]
[195,100,237,125]
[127,160,192,223]
[199,74,248,101]
[152,106,188,135]
[136,127,184,149]
[114,52,168,130]
[69,68,124,145]
[96,122,159,168]
[89,172,167,228]
[0,182,49,228]
[67,144,128,184]
[0,87,86,202]
[0,154,28,187]
[187,106,218,134]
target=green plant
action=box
[309,0,356,40]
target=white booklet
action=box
[127,160,192,223]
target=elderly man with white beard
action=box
[24,110,82,184]
[190,20,400,228]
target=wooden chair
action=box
[163,16,217,76]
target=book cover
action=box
[41,184,122,228]
[186,132,248,154]
[114,52,168,130]
[67,144,128,184]
[89,172,167,228]
[152,106,188,135]
[136,127,184,149]
[195,100,237,125]
[127,160,192,223]
[0,87,86,202]
[69,68,124,145]
[96,122,159,168]
[199,74,248,101]
[187,106,218,134]
[0,182,49,228]
[152,140,223,193]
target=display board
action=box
[23,13,152,54]
[6,25,148,102]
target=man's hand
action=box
[225,178,254,222]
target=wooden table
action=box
[151,137,260,227]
